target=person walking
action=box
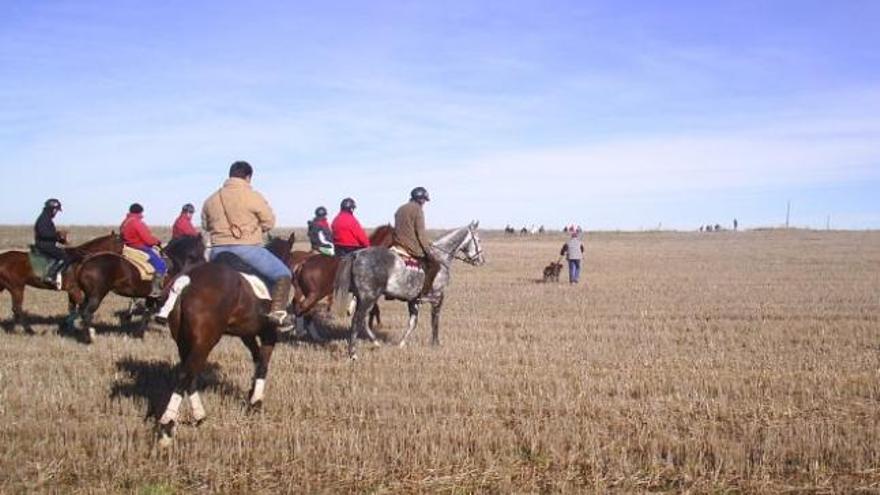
[559,231,584,284]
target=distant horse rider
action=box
[331,197,370,256]
[172,203,199,239]
[307,206,334,256]
[34,198,69,287]
[121,203,167,298]
[393,186,440,298]
[202,160,293,329]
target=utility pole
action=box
[826,214,831,231]
[785,200,791,228]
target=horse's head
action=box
[369,224,394,248]
[164,234,206,274]
[265,233,294,265]
[459,221,485,266]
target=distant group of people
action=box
[33,160,439,329]
[700,219,738,232]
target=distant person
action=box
[733,218,738,231]
[171,203,199,239]
[307,206,334,256]
[331,197,370,256]
[33,198,69,286]
[560,230,584,284]
[121,203,166,298]
[202,160,293,329]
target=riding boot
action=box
[268,276,294,332]
[149,273,165,299]
[44,260,63,287]
[420,258,441,298]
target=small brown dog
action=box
[542,261,563,282]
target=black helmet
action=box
[315,206,328,217]
[181,203,195,214]
[340,197,356,211]
[129,203,144,214]
[44,198,62,211]
[410,186,430,202]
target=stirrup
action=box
[267,311,294,332]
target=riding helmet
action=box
[182,203,195,214]
[340,197,356,211]
[44,198,63,211]
[129,203,144,214]
[410,186,430,202]
[315,206,328,217]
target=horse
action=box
[332,221,484,360]
[73,235,206,342]
[0,232,123,333]
[291,225,393,341]
[155,233,296,446]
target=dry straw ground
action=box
[1,226,879,493]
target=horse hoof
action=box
[397,341,406,348]
[248,401,263,414]
[371,340,382,348]
[158,422,175,447]
[349,353,359,362]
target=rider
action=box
[201,160,293,329]
[171,203,199,239]
[307,206,334,256]
[331,197,370,256]
[393,187,440,297]
[121,203,167,298]
[33,198,69,286]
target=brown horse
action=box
[156,233,295,446]
[74,235,206,343]
[0,232,123,333]
[291,225,393,340]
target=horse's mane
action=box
[64,232,120,261]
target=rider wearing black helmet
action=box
[393,187,440,297]
[34,198,69,287]
[331,197,370,256]
[307,206,334,255]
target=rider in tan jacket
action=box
[393,186,440,297]
[201,161,293,330]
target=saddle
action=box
[27,246,54,279]
[212,252,272,300]
[389,245,424,272]
[122,246,156,281]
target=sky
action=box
[1,1,878,230]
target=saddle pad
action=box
[389,245,423,271]
[27,248,53,277]
[122,246,155,281]
[240,273,271,300]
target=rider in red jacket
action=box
[331,197,370,256]
[121,203,166,297]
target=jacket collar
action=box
[125,212,143,221]
[223,177,251,188]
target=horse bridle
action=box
[432,232,483,266]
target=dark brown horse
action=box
[0,232,123,333]
[156,233,295,446]
[291,225,393,340]
[74,235,206,342]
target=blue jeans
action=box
[568,259,581,283]
[210,244,291,283]
[138,246,167,275]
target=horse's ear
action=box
[471,220,479,229]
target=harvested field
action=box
[1,227,879,493]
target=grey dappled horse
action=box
[332,221,484,359]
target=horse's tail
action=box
[331,255,354,319]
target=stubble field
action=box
[1,226,879,493]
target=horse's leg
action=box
[430,293,445,346]
[63,289,81,332]
[244,331,277,409]
[368,304,382,331]
[9,285,30,334]
[295,291,326,341]
[304,314,326,343]
[120,299,136,324]
[348,296,375,360]
[159,330,219,446]
[398,300,420,348]
[78,287,110,344]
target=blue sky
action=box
[1,1,878,230]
